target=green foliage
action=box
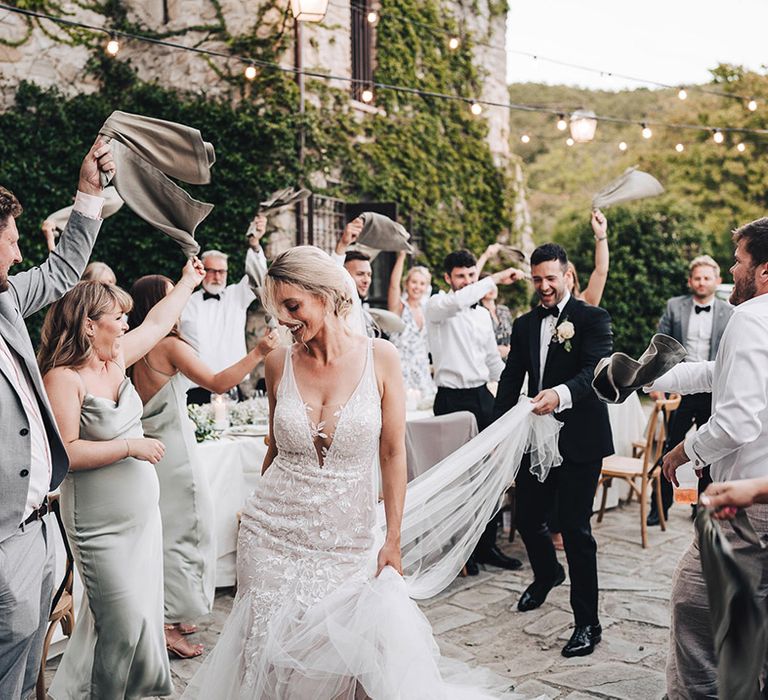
[553,201,710,357]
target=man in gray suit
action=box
[647,254,733,525]
[0,139,114,699]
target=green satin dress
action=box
[50,378,171,700]
[140,371,215,623]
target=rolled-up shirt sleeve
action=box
[72,191,105,219]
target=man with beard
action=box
[181,215,268,404]
[646,255,733,526]
[493,243,613,657]
[426,248,525,574]
[648,218,768,699]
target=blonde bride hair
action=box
[261,246,355,322]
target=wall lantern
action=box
[569,109,597,143]
[290,0,329,21]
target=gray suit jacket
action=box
[0,210,101,542]
[658,294,733,362]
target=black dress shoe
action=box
[517,565,566,612]
[646,509,667,527]
[475,546,523,571]
[465,557,480,576]
[562,624,602,657]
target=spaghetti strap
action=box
[142,354,178,379]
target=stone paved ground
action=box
[45,500,693,699]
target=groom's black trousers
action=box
[433,385,498,555]
[515,455,602,626]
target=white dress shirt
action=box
[647,293,768,482]
[685,299,714,362]
[425,277,504,389]
[537,292,573,411]
[2,190,103,519]
[180,247,266,384]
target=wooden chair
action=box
[37,494,76,700]
[595,395,681,548]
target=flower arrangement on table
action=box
[188,395,270,443]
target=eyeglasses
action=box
[204,268,227,275]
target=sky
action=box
[506,0,768,90]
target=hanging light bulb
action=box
[565,137,575,147]
[747,99,758,112]
[641,123,652,139]
[520,134,530,144]
[618,141,628,152]
[569,109,597,143]
[106,34,120,56]
[678,88,688,100]
[737,142,746,152]
[361,87,374,103]
[448,36,460,50]
[556,114,567,131]
[470,101,482,115]
[244,63,257,80]
[675,143,685,153]
[713,130,724,144]
[366,10,378,24]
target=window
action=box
[350,0,373,101]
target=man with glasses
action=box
[181,215,269,404]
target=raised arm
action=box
[476,242,501,276]
[375,339,407,576]
[581,209,609,307]
[168,328,279,394]
[121,259,204,367]
[387,251,407,314]
[333,218,363,265]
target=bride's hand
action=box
[376,540,402,577]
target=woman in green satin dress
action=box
[39,259,205,700]
[127,275,278,658]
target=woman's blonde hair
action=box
[38,281,133,375]
[405,265,431,287]
[261,246,354,322]
[81,261,116,284]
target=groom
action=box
[493,243,613,657]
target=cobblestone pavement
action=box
[45,500,693,699]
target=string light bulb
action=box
[366,10,378,24]
[244,63,257,80]
[675,143,685,153]
[641,124,652,139]
[618,141,628,152]
[470,101,482,115]
[678,88,687,100]
[361,87,374,103]
[556,114,567,131]
[713,130,724,144]
[520,134,530,144]
[565,137,574,147]
[106,34,120,56]
[448,36,460,50]
[747,99,758,112]
[737,142,746,152]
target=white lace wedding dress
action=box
[183,339,556,699]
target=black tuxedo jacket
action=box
[493,296,614,464]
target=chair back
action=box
[48,494,74,613]
[642,394,681,474]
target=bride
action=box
[183,246,555,699]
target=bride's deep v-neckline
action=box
[286,341,372,468]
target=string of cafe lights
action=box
[1,2,767,151]
[339,0,763,111]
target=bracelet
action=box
[125,439,131,458]
[594,235,607,241]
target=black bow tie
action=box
[203,292,221,301]
[694,305,711,314]
[538,305,560,319]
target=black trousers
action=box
[651,392,713,515]
[516,455,602,626]
[433,385,498,555]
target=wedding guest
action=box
[649,217,768,699]
[332,218,377,336]
[646,254,733,526]
[566,208,610,307]
[0,139,114,700]
[387,250,435,398]
[479,273,513,359]
[180,214,268,404]
[493,243,613,658]
[128,274,279,657]
[425,249,525,574]
[40,259,205,699]
[81,261,117,285]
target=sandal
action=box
[165,626,204,659]
[177,622,199,635]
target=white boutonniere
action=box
[553,318,575,352]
